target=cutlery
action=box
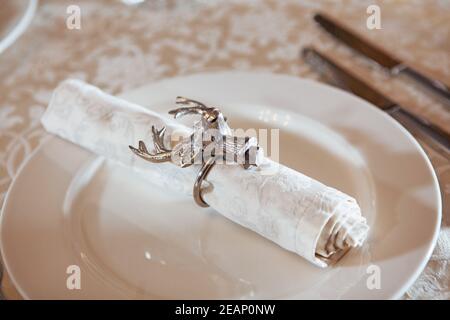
[302,47,450,160]
[314,12,450,104]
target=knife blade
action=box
[302,47,450,160]
[314,12,450,104]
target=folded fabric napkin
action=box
[41,79,369,267]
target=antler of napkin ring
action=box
[129,97,261,207]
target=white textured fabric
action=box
[41,79,369,267]
[405,229,450,300]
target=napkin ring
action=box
[129,97,260,208]
[193,156,216,207]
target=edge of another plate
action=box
[0,0,38,55]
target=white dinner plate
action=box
[0,72,441,299]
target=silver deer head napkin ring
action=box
[129,97,262,207]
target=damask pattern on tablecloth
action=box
[0,0,449,299]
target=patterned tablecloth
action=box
[0,0,449,299]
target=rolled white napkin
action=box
[41,79,369,267]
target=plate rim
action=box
[0,71,442,300]
[0,0,38,55]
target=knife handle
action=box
[396,66,450,105]
[387,106,450,160]
[303,47,450,160]
[314,12,450,105]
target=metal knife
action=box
[302,47,450,160]
[314,12,450,104]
